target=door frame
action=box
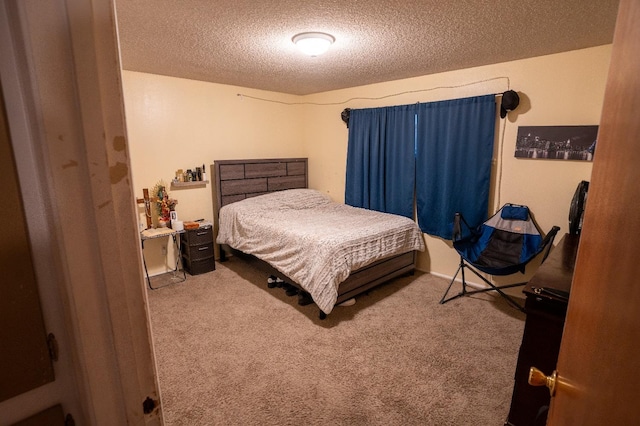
[0,0,161,423]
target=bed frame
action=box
[213,158,417,318]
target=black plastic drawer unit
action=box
[180,225,215,275]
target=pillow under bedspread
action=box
[216,189,425,314]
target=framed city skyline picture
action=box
[515,125,598,161]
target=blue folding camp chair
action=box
[440,203,560,311]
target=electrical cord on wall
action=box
[236,76,511,106]
[237,75,512,215]
[494,112,508,212]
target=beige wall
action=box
[301,45,610,281]
[122,73,306,273]
[123,45,611,279]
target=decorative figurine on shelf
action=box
[151,180,178,228]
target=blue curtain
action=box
[416,95,496,239]
[345,104,417,218]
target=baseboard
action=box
[428,271,487,290]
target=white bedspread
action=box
[216,189,425,314]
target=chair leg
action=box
[440,259,466,304]
[440,260,525,312]
[462,266,525,312]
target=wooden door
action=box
[546,0,640,423]
[0,85,56,402]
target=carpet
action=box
[146,256,525,425]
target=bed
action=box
[213,158,425,318]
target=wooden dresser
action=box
[180,224,216,275]
[505,233,578,426]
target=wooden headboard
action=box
[213,158,308,212]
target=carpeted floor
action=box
[146,256,525,425]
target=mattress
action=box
[216,189,425,314]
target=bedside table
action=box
[180,224,215,275]
[140,227,187,289]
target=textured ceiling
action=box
[115,0,619,96]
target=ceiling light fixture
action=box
[292,32,335,57]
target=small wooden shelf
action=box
[170,180,209,190]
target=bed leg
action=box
[318,310,327,320]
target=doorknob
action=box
[528,367,557,397]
